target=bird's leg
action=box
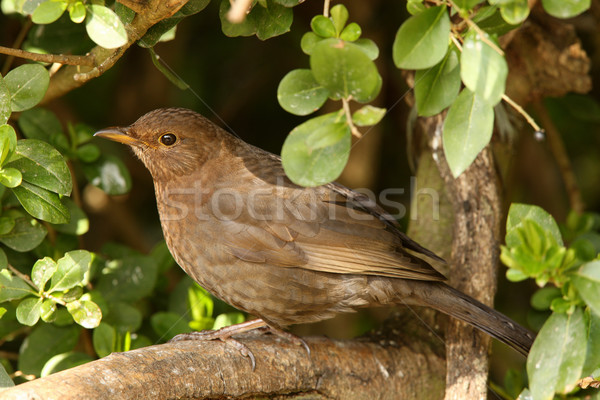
[256,325,311,357]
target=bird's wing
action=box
[214,154,445,281]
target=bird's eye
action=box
[159,133,177,146]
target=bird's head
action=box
[94,108,222,178]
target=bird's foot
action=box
[256,325,311,357]
[170,318,268,370]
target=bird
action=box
[95,107,534,364]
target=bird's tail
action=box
[393,280,535,356]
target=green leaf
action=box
[0,362,14,388]
[0,168,22,188]
[505,203,563,247]
[32,0,67,24]
[475,5,520,36]
[392,6,450,69]
[50,196,89,235]
[148,48,189,90]
[0,75,10,125]
[18,108,63,141]
[311,15,336,38]
[455,0,485,9]
[66,299,102,329]
[39,298,57,322]
[310,38,382,103]
[277,69,329,116]
[219,0,256,37]
[330,4,348,36]
[498,0,530,25]
[281,112,351,187]
[40,352,93,377]
[300,32,323,55]
[253,0,293,40]
[103,301,142,333]
[353,39,379,60]
[0,218,13,236]
[573,260,600,317]
[530,286,561,311]
[82,154,132,195]
[352,105,386,126]
[97,255,158,302]
[4,64,50,112]
[583,311,600,376]
[151,311,192,341]
[93,322,115,357]
[0,124,17,166]
[18,323,80,376]
[213,312,245,330]
[49,250,91,292]
[407,0,426,15]
[16,296,42,326]
[68,1,86,23]
[6,139,72,195]
[460,31,507,106]
[0,269,35,301]
[85,5,128,49]
[32,257,58,290]
[0,215,47,252]
[442,89,494,177]
[415,46,461,116]
[340,23,361,42]
[12,182,69,224]
[527,308,587,399]
[541,0,590,18]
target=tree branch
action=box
[0,46,95,67]
[2,332,446,399]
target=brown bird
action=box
[95,108,534,364]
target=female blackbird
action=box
[95,108,534,358]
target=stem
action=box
[502,94,543,132]
[226,0,254,24]
[0,46,95,67]
[342,98,361,138]
[447,0,504,56]
[323,0,330,17]
[7,264,38,292]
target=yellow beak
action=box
[94,127,140,147]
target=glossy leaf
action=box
[281,112,350,187]
[49,250,91,292]
[0,269,34,301]
[353,38,379,60]
[573,260,600,316]
[0,124,17,167]
[40,352,93,377]
[0,217,15,235]
[103,301,142,333]
[12,182,70,224]
[442,89,494,177]
[93,322,115,358]
[300,32,323,55]
[277,69,329,116]
[0,75,10,125]
[527,308,587,399]
[16,296,42,326]
[97,256,158,302]
[219,0,293,40]
[67,299,102,329]
[4,64,50,112]
[0,215,47,252]
[68,1,86,23]
[352,105,386,126]
[340,23,361,42]
[40,298,57,322]
[85,5,128,49]
[82,154,132,195]
[392,6,450,69]
[415,46,461,116]
[330,4,348,36]
[0,167,22,188]
[213,312,245,330]
[505,203,563,247]
[541,0,590,18]
[497,0,530,25]
[461,32,507,106]
[32,257,58,290]
[311,15,336,38]
[18,323,80,376]
[18,108,63,141]
[32,0,67,24]
[310,39,381,103]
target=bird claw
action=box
[257,325,312,358]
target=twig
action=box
[0,46,95,67]
[502,94,543,132]
[227,0,254,23]
[323,0,330,17]
[7,264,38,292]
[532,101,585,213]
[447,0,504,56]
[342,97,361,138]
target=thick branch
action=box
[2,333,445,400]
[41,0,189,104]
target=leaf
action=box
[527,308,587,399]
[39,298,57,322]
[300,32,324,55]
[541,0,590,18]
[18,323,80,376]
[392,6,450,69]
[498,0,530,25]
[505,203,563,247]
[4,64,50,112]
[277,69,329,116]
[530,286,561,311]
[330,4,348,36]
[66,299,102,329]
[12,181,70,224]
[0,269,34,301]
[310,38,382,103]
[352,105,386,126]
[311,15,336,38]
[151,311,192,341]
[68,1,86,23]
[0,124,17,166]
[460,31,508,106]
[0,74,10,125]
[583,311,600,377]
[32,257,58,290]
[442,89,494,177]
[96,255,158,302]
[32,0,67,24]
[148,48,189,90]
[93,322,115,358]
[85,4,128,49]
[82,154,132,195]
[0,218,12,236]
[49,250,91,292]
[0,214,47,252]
[415,46,461,116]
[219,0,293,40]
[6,139,72,195]
[340,23,361,42]
[50,196,89,235]
[0,363,14,388]
[18,108,63,141]
[353,39,379,60]
[40,352,93,377]
[219,0,256,37]
[213,312,245,330]
[16,296,42,326]
[103,301,142,333]
[281,112,351,187]
[573,260,600,317]
[0,168,22,188]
